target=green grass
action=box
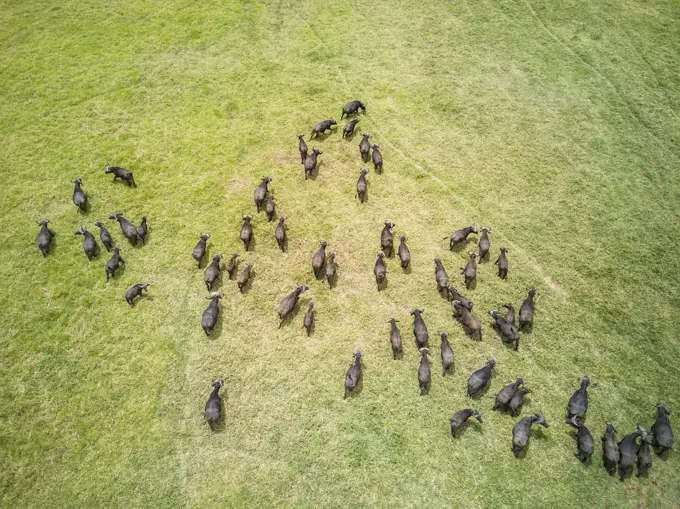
[1,0,679,507]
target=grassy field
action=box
[1,0,679,507]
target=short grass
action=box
[1,0,679,507]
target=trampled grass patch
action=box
[1,0,679,507]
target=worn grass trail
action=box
[1,0,679,507]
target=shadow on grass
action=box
[45,230,59,257]
[344,129,359,141]
[243,235,256,253]
[655,448,671,461]
[636,466,650,478]
[127,293,153,308]
[313,265,326,281]
[106,262,126,283]
[468,382,491,400]
[208,308,225,340]
[110,178,137,189]
[513,427,548,459]
[309,160,323,180]
[451,419,483,439]
[310,129,337,142]
[279,302,304,329]
[206,272,223,293]
[76,200,91,215]
[451,239,475,253]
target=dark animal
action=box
[566,376,590,422]
[254,176,272,213]
[344,352,363,399]
[494,377,525,412]
[343,119,360,139]
[226,253,239,279]
[495,248,509,279]
[304,148,322,179]
[619,425,647,481]
[651,404,674,454]
[447,286,472,310]
[371,144,383,174]
[467,358,496,397]
[275,217,287,252]
[341,100,366,119]
[278,285,308,327]
[105,165,136,187]
[508,387,532,416]
[411,309,428,348]
[447,225,478,250]
[489,310,520,350]
[602,422,620,476]
[568,416,594,462]
[237,263,253,293]
[75,226,98,260]
[418,348,431,396]
[204,379,224,430]
[110,212,139,245]
[478,227,491,259]
[240,215,253,251]
[374,252,387,287]
[310,119,336,139]
[297,134,307,163]
[137,216,147,244]
[202,292,223,336]
[105,247,125,281]
[502,303,515,326]
[387,318,402,360]
[450,409,483,438]
[512,411,549,454]
[265,195,276,222]
[460,252,477,289]
[303,302,314,336]
[95,221,113,251]
[356,168,368,203]
[452,301,482,340]
[434,258,449,293]
[398,236,410,269]
[204,254,223,291]
[637,432,653,476]
[192,233,211,268]
[359,133,371,161]
[72,178,87,211]
[325,252,337,289]
[380,221,395,256]
[125,283,149,306]
[35,215,55,254]
[312,240,328,278]
[519,288,537,329]
[440,332,454,375]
